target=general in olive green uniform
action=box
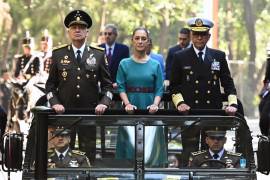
[189,150,241,168]
[189,130,241,168]
[46,10,113,163]
[48,129,90,168]
[48,149,90,168]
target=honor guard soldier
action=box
[189,129,241,168]
[40,29,53,75]
[170,18,238,166]
[48,128,90,168]
[14,31,41,80]
[46,9,113,163]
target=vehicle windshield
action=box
[26,109,256,180]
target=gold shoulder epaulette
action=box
[227,151,242,157]
[72,150,86,156]
[89,44,104,51]
[53,44,68,51]
[191,150,206,156]
[48,151,55,157]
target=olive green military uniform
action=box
[48,149,90,168]
[46,44,113,162]
[189,150,241,168]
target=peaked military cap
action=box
[206,127,226,137]
[187,17,214,32]
[64,10,92,29]
[53,128,71,136]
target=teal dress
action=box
[115,57,167,167]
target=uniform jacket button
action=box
[207,100,210,104]
[76,94,80,98]
[77,76,80,80]
[77,85,80,89]
[195,90,199,94]
[195,80,199,84]
[195,100,199,104]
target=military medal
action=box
[62,70,67,80]
[211,60,220,71]
[87,54,96,65]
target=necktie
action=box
[107,47,112,62]
[59,153,64,161]
[213,153,219,159]
[198,51,203,63]
[76,50,82,64]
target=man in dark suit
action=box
[170,18,238,166]
[99,24,129,89]
[48,129,90,168]
[46,10,113,162]
[259,50,270,136]
[189,129,241,168]
[165,28,190,83]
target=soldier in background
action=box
[48,128,90,168]
[189,129,241,168]
[39,29,53,82]
[14,31,41,80]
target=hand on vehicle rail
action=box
[52,104,65,114]
[125,103,137,114]
[177,103,190,114]
[147,104,159,114]
[95,104,108,115]
[225,105,237,116]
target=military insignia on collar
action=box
[69,160,79,167]
[87,54,96,65]
[211,60,220,71]
[65,56,68,59]
[195,18,203,27]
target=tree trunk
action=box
[159,8,170,57]
[242,0,256,117]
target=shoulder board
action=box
[191,150,206,156]
[72,150,86,156]
[89,44,105,51]
[48,151,55,157]
[53,44,68,51]
[227,151,242,157]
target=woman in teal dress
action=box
[115,27,167,167]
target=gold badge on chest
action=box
[87,54,96,65]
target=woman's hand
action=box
[147,104,159,114]
[125,103,137,114]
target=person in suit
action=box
[46,9,113,163]
[146,38,165,80]
[99,24,129,89]
[165,28,190,83]
[170,18,238,166]
[259,50,270,136]
[189,129,241,168]
[48,128,90,168]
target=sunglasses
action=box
[209,136,225,141]
[104,32,113,36]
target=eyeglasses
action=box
[104,32,113,36]
[209,136,225,141]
